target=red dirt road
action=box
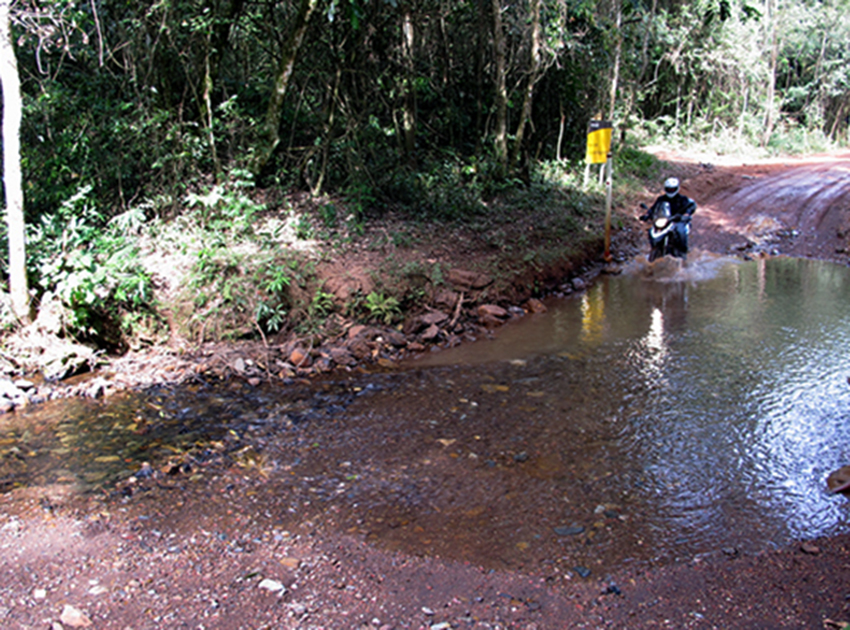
[683,151,850,261]
[2,152,850,630]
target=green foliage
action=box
[615,147,662,181]
[7,0,850,353]
[254,300,288,333]
[310,290,335,317]
[188,242,307,338]
[27,186,156,344]
[364,292,400,325]
[185,170,264,234]
[379,153,491,221]
[295,215,314,240]
[319,203,338,229]
[262,264,294,295]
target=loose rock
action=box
[59,604,92,628]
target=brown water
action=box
[3,254,850,576]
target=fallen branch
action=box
[449,291,465,329]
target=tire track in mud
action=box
[686,152,850,260]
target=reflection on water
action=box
[411,255,850,550]
[3,255,850,572]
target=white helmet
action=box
[664,177,679,197]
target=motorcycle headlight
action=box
[654,217,668,229]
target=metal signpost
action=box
[585,120,614,262]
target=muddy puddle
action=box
[3,254,850,578]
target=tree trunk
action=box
[251,0,318,178]
[0,0,28,323]
[201,31,220,179]
[209,0,246,79]
[401,3,417,166]
[738,76,749,140]
[204,0,246,181]
[620,0,656,144]
[762,0,778,147]
[474,0,487,152]
[510,0,541,171]
[491,0,508,176]
[608,0,622,123]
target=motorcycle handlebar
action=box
[640,213,692,223]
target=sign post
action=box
[585,120,614,262]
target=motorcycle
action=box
[639,201,690,262]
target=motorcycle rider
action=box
[640,177,697,258]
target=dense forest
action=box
[1,0,848,348]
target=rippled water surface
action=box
[412,256,850,545]
[3,255,850,574]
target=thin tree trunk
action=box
[511,0,541,171]
[201,31,219,179]
[738,76,749,140]
[209,0,246,79]
[828,101,846,141]
[312,66,341,195]
[557,105,565,162]
[251,0,318,178]
[474,0,487,152]
[620,0,656,144]
[401,3,416,166]
[608,0,622,122]
[204,0,245,180]
[0,0,28,322]
[491,0,508,175]
[762,0,778,147]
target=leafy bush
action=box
[615,146,663,181]
[364,292,400,324]
[27,186,156,346]
[185,169,263,235]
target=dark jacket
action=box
[650,193,696,219]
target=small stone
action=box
[573,566,591,578]
[59,604,92,628]
[420,310,449,325]
[280,557,300,569]
[0,378,20,398]
[448,268,492,291]
[800,542,820,555]
[258,578,286,594]
[526,298,547,313]
[420,324,441,341]
[329,346,356,366]
[33,588,47,599]
[477,304,508,319]
[384,330,408,347]
[571,277,586,291]
[288,347,311,367]
[554,525,585,537]
[422,607,435,616]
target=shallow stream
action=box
[3,254,850,576]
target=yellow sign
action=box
[585,120,612,164]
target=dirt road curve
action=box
[682,151,850,261]
[2,152,850,630]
